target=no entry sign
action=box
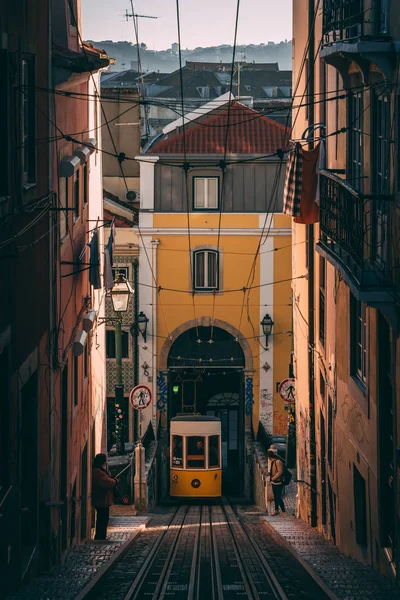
[129,385,152,410]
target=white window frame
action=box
[193,249,219,291]
[193,177,219,210]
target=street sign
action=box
[278,378,296,403]
[129,384,152,410]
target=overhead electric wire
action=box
[66,0,173,339]
[210,0,241,342]
[175,0,199,338]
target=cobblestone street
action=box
[8,512,148,600]
[262,482,399,600]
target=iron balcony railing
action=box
[319,170,391,288]
[322,0,389,45]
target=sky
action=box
[81,0,292,50]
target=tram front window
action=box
[208,435,220,468]
[187,436,205,468]
[172,435,183,468]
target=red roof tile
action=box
[148,102,289,155]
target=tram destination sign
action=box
[129,384,152,410]
[278,378,296,403]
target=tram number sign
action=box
[278,378,296,403]
[129,385,152,410]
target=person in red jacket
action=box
[92,453,119,540]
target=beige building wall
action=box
[292,0,400,581]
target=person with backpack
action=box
[267,445,288,516]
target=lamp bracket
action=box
[96,316,122,326]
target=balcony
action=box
[316,170,393,303]
[322,0,389,46]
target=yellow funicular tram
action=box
[170,415,222,498]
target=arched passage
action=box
[159,319,253,493]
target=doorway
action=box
[167,326,245,494]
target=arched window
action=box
[193,249,219,291]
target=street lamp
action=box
[261,313,274,347]
[111,274,133,313]
[136,311,149,342]
[109,275,133,455]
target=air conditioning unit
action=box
[126,190,139,203]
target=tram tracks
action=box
[77,501,335,600]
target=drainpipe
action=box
[308,0,317,528]
[132,258,139,441]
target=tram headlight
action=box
[191,479,201,489]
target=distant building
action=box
[101,62,292,142]
[171,42,179,53]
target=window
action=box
[328,395,333,468]
[73,355,79,406]
[21,57,35,185]
[193,177,219,209]
[59,177,68,241]
[172,435,183,468]
[193,249,219,291]
[112,266,129,280]
[83,165,88,207]
[69,0,77,27]
[208,435,220,468]
[84,343,88,379]
[186,436,205,469]
[73,169,80,221]
[374,94,390,267]
[353,465,368,547]
[197,86,210,99]
[350,294,367,385]
[106,330,130,359]
[349,91,363,192]
[319,370,326,401]
[319,256,326,346]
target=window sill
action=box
[22,182,36,192]
[193,290,222,295]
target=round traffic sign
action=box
[129,385,152,410]
[278,378,296,403]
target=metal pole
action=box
[307,0,317,528]
[115,318,125,454]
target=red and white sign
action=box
[278,378,296,403]
[129,385,152,410]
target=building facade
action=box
[136,100,293,498]
[292,0,400,582]
[0,0,109,593]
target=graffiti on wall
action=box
[156,371,168,412]
[273,411,287,435]
[245,376,254,416]
[260,389,273,433]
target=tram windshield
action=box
[172,435,183,468]
[208,435,220,468]
[186,436,205,468]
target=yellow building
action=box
[292,0,400,581]
[136,99,293,497]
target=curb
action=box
[263,517,341,600]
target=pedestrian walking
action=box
[268,445,286,516]
[92,453,119,540]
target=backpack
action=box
[282,466,292,486]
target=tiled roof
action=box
[148,102,288,155]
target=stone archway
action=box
[158,317,254,372]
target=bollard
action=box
[134,443,146,511]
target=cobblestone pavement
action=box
[265,482,399,600]
[8,512,148,600]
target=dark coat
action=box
[92,467,117,507]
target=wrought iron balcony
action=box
[317,170,393,301]
[322,0,389,46]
